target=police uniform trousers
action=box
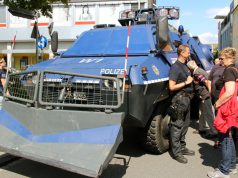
[169,95,191,157]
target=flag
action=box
[31,21,40,39]
[12,32,17,46]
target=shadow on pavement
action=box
[0,127,147,178]
[100,157,128,178]
[2,158,89,178]
[198,142,221,168]
[116,126,146,157]
[101,127,146,178]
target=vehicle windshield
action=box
[62,25,152,57]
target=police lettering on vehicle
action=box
[78,58,104,63]
[100,69,124,75]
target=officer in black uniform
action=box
[168,44,195,164]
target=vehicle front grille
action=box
[6,71,39,103]
[5,70,122,109]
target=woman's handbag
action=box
[213,82,238,133]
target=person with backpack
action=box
[207,47,238,178]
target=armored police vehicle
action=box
[0,7,213,177]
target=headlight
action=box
[158,8,168,16]
[157,6,180,20]
[119,9,135,19]
[103,79,122,89]
[128,11,135,18]
[120,12,127,19]
[114,79,123,88]
[32,75,38,84]
[169,8,179,19]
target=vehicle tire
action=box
[141,114,170,154]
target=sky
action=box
[156,0,231,44]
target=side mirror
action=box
[51,31,58,54]
[48,22,54,36]
[156,16,169,49]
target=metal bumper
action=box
[0,100,124,177]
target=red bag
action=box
[213,82,238,133]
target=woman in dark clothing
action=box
[208,59,225,105]
[207,47,238,178]
[0,58,6,109]
[0,58,6,90]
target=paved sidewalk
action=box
[0,120,236,178]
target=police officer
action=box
[169,44,195,164]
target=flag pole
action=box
[122,20,131,104]
[6,31,17,78]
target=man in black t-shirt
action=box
[168,45,195,164]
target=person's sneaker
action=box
[181,147,195,156]
[207,169,230,178]
[174,155,188,164]
[229,168,237,174]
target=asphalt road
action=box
[0,120,237,178]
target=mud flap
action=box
[0,101,124,177]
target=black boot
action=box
[181,147,195,156]
[174,155,188,164]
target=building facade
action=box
[231,0,238,50]
[0,0,149,70]
[217,0,238,51]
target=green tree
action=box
[213,47,219,59]
[3,0,69,17]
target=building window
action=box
[20,56,28,70]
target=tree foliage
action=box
[213,48,219,59]
[3,0,69,17]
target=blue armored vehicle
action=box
[0,7,213,177]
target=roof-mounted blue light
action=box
[178,25,184,35]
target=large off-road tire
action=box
[141,114,170,154]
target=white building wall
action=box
[0,0,148,68]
